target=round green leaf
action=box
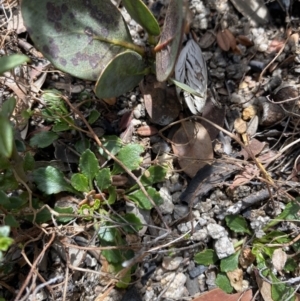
[21,0,132,81]
[122,0,160,36]
[0,55,30,75]
[156,0,184,82]
[71,173,89,192]
[95,50,146,98]
[29,131,58,148]
[0,116,13,158]
[95,168,112,190]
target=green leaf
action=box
[170,78,206,98]
[215,273,233,294]
[52,120,72,132]
[112,143,144,175]
[21,0,132,81]
[99,135,123,159]
[4,214,19,228]
[71,173,89,192]
[75,138,90,154]
[270,273,295,301]
[23,152,35,171]
[79,149,99,186]
[32,166,76,194]
[156,0,184,82]
[256,231,290,245]
[88,110,100,124]
[95,168,112,190]
[54,206,74,223]
[126,187,163,210]
[220,251,240,272]
[225,215,251,234]
[29,131,58,148]
[1,97,16,118]
[140,165,167,186]
[107,186,116,205]
[0,116,14,158]
[0,170,18,191]
[194,249,219,266]
[284,258,297,272]
[98,225,120,243]
[0,236,14,252]
[102,249,123,264]
[95,50,146,98]
[0,54,30,74]
[114,213,143,234]
[0,155,10,169]
[0,191,10,207]
[122,0,160,36]
[25,207,52,223]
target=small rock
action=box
[185,276,200,297]
[207,224,228,239]
[205,269,217,290]
[144,288,155,301]
[189,265,208,279]
[214,236,235,259]
[133,104,142,119]
[159,187,174,214]
[85,253,97,267]
[162,257,183,271]
[173,205,189,219]
[162,273,188,300]
[191,228,208,241]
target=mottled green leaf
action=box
[95,50,146,98]
[21,0,132,81]
[54,206,74,223]
[1,97,16,118]
[79,149,99,185]
[4,214,19,228]
[99,135,123,159]
[88,110,100,124]
[140,165,167,186]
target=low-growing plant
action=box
[20,0,207,113]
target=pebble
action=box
[85,253,97,267]
[133,104,142,119]
[173,205,189,219]
[162,257,183,271]
[214,236,235,259]
[207,223,228,239]
[189,265,208,279]
[205,269,217,290]
[191,228,208,241]
[185,276,200,297]
[162,273,188,300]
[159,187,174,214]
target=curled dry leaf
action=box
[272,248,287,273]
[227,269,244,292]
[216,29,236,52]
[239,247,256,269]
[234,117,247,134]
[136,125,158,136]
[238,138,266,160]
[175,38,207,114]
[171,121,213,178]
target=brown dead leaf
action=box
[140,74,180,125]
[229,164,259,190]
[217,29,236,52]
[236,35,254,47]
[103,97,116,106]
[136,125,158,136]
[272,249,287,273]
[227,269,244,292]
[234,118,247,134]
[192,288,253,301]
[172,121,213,177]
[201,98,225,140]
[254,269,274,301]
[238,138,266,160]
[239,247,256,269]
[199,30,216,48]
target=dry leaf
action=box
[227,269,244,292]
[140,74,180,125]
[192,287,253,301]
[172,121,213,177]
[236,35,254,47]
[239,248,256,269]
[254,269,274,301]
[238,138,266,160]
[229,164,259,190]
[103,97,116,105]
[217,29,236,52]
[272,249,287,273]
[136,125,158,136]
[199,30,216,48]
[175,37,207,114]
[242,105,257,121]
[234,118,247,134]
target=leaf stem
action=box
[92,35,145,56]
